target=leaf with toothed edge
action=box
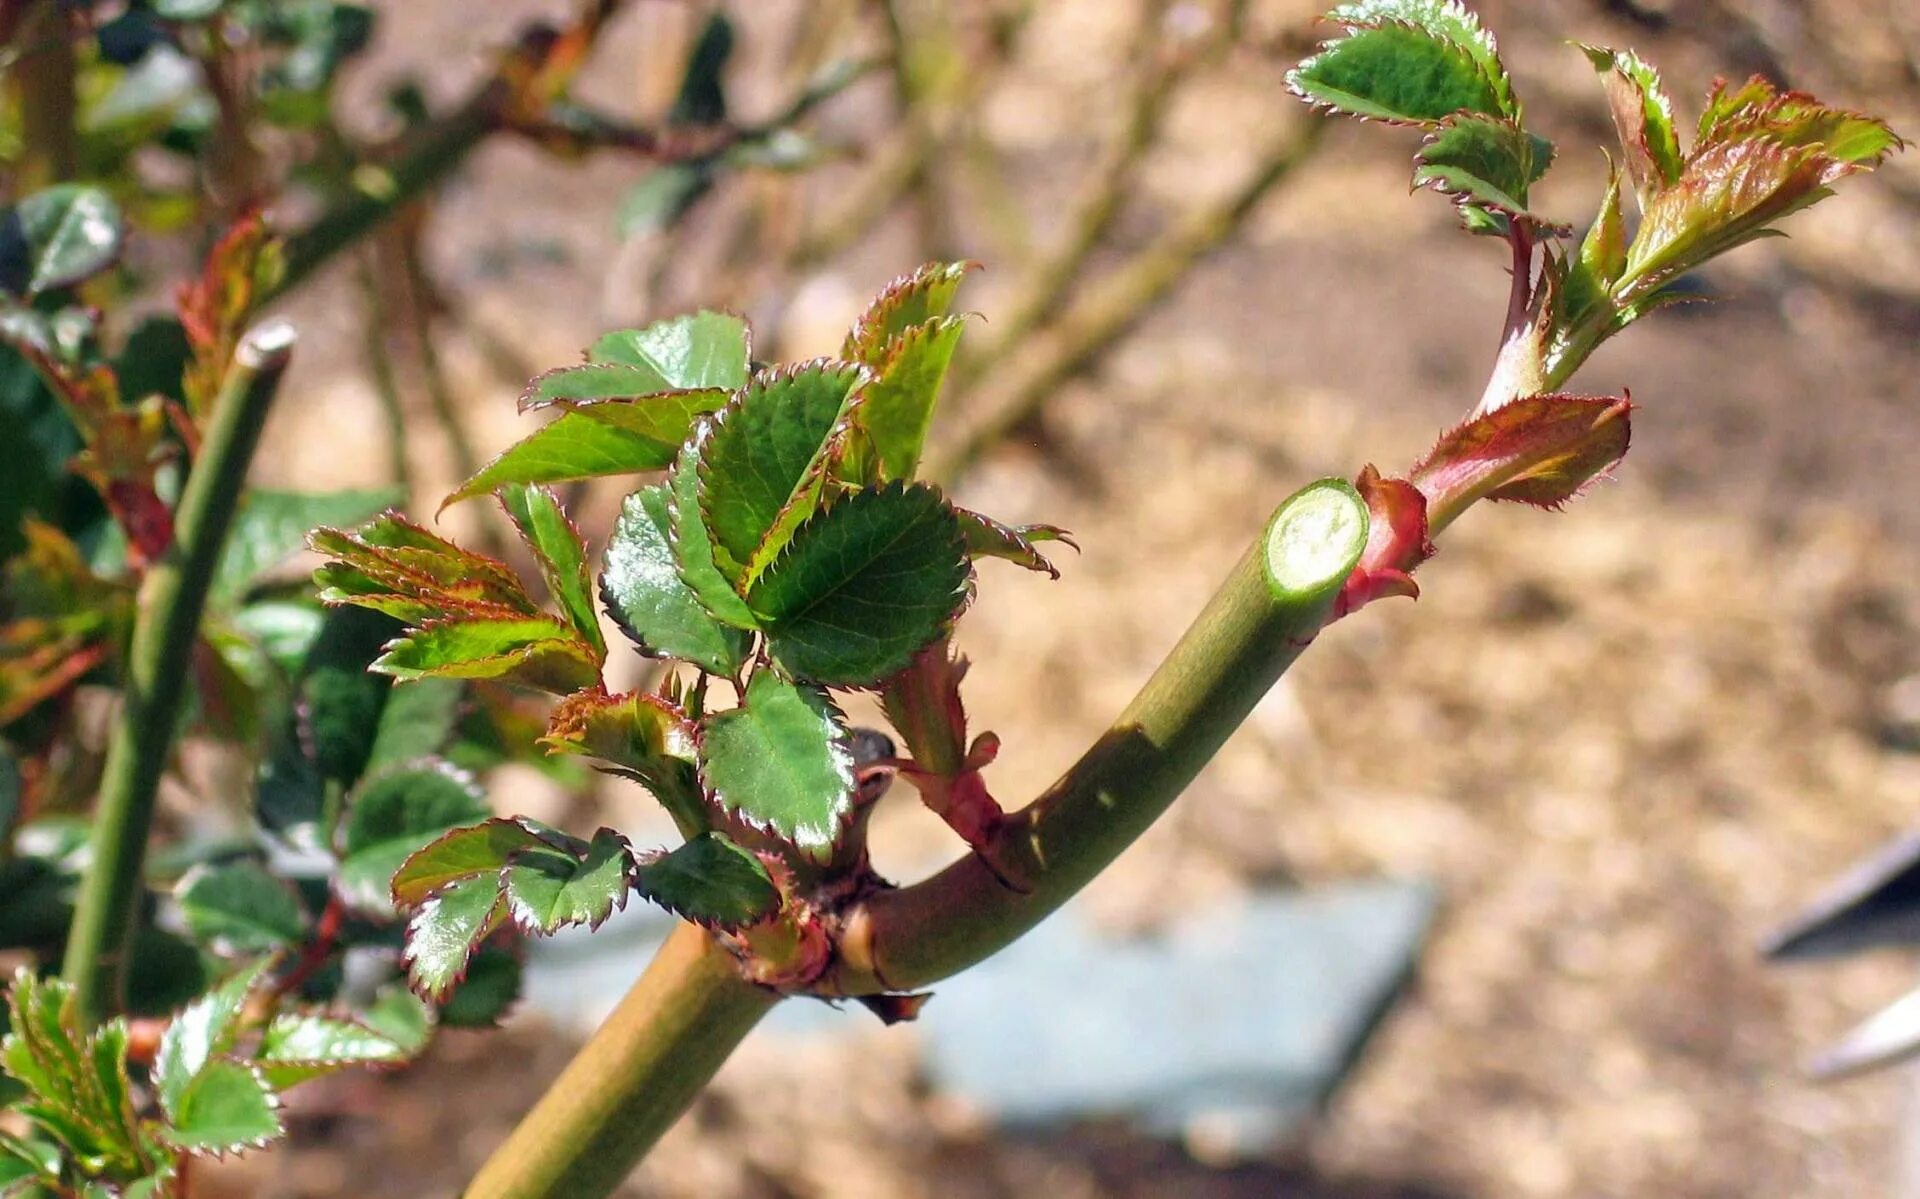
[501,828,635,934]
[389,817,571,909]
[256,1012,413,1090]
[213,487,403,605]
[160,1059,282,1156]
[587,310,750,388]
[404,875,506,1000]
[667,433,759,630]
[697,360,866,586]
[1413,113,1550,220]
[700,671,855,862]
[854,316,966,481]
[540,690,705,834]
[1577,44,1682,207]
[748,483,973,686]
[317,512,530,601]
[337,759,491,915]
[3,971,143,1171]
[440,411,684,510]
[499,483,604,659]
[1411,393,1632,521]
[600,485,753,675]
[843,262,975,364]
[153,960,273,1124]
[957,508,1076,578]
[1286,1,1514,126]
[1559,165,1628,331]
[633,832,780,928]
[372,618,601,693]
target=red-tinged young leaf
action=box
[405,875,507,1000]
[854,315,966,481]
[499,484,605,659]
[599,485,753,675]
[310,514,536,615]
[501,828,635,934]
[632,832,780,929]
[441,409,685,511]
[159,1059,283,1156]
[540,689,705,836]
[586,310,750,389]
[154,961,274,1120]
[390,817,570,908]
[697,360,866,585]
[1577,45,1683,207]
[843,262,976,364]
[1622,76,1901,293]
[880,635,971,778]
[747,483,973,686]
[175,209,282,417]
[337,759,491,915]
[1334,465,1430,620]
[956,508,1076,578]
[1412,393,1632,531]
[1287,0,1514,126]
[700,670,855,862]
[372,618,601,693]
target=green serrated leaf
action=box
[161,1059,282,1155]
[502,828,633,934]
[404,875,505,1001]
[700,671,854,861]
[633,832,779,928]
[749,483,972,685]
[154,960,273,1122]
[338,760,491,914]
[666,433,759,630]
[439,946,522,1028]
[440,412,682,511]
[1560,165,1628,330]
[600,485,753,674]
[213,488,403,605]
[1287,1,1513,126]
[372,618,600,693]
[389,817,565,908]
[855,316,964,481]
[176,863,306,953]
[698,361,866,584]
[1413,113,1540,217]
[499,484,604,658]
[5,186,125,297]
[587,310,750,388]
[257,1011,410,1089]
[3,971,142,1172]
[843,262,974,364]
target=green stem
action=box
[461,477,1368,1197]
[461,923,777,1199]
[828,477,1367,990]
[60,324,297,1022]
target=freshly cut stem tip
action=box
[1267,480,1369,596]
